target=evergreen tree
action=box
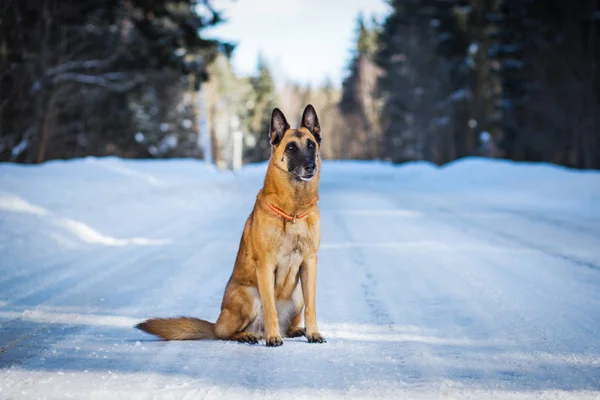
[340,14,382,158]
[0,0,227,163]
[376,0,458,163]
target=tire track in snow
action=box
[331,213,394,329]
[323,190,481,387]
[398,195,600,389]
[0,187,247,369]
[0,181,242,308]
[0,222,190,367]
[376,189,600,388]
[3,161,600,397]
[430,249,600,389]
[83,196,256,395]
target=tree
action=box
[376,0,459,164]
[515,0,600,168]
[340,14,382,159]
[348,0,600,168]
[0,0,227,163]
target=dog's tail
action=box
[135,317,216,340]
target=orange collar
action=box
[266,202,311,223]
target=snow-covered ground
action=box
[1,157,599,399]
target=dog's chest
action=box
[273,231,305,295]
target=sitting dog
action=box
[136,105,326,347]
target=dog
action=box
[136,105,325,347]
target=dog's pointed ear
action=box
[301,104,321,144]
[270,108,290,146]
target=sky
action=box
[205,0,391,88]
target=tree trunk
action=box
[36,105,50,163]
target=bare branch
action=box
[45,54,119,77]
[53,72,144,92]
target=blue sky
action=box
[206,0,391,88]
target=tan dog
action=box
[136,105,325,346]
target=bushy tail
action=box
[135,317,216,340]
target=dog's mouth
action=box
[298,173,315,182]
[291,169,316,182]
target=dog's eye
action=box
[286,143,297,152]
[307,140,315,149]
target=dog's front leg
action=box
[256,263,283,347]
[301,255,326,343]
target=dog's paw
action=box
[306,332,326,343]
[265,336,283,347]
[235,333,259,345]
[286,327,306,338]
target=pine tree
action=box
[376,0,458,164]
[491,0,533,160]
[0,0,227,163]
[340,14,382,158]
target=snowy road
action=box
[1,157,600,399]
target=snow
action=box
[449,88,470,102]
[1,156,600,399]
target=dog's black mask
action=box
[284,134,318,181]
[270,105,321,182]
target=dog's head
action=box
[269,104,321,182]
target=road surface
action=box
[1,158,599,399]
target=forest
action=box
[342,0,600,169]
[1,0,599,169]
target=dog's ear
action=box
[301,104,321,144]
[270,108,290,146]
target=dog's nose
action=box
[305,162,316,174]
